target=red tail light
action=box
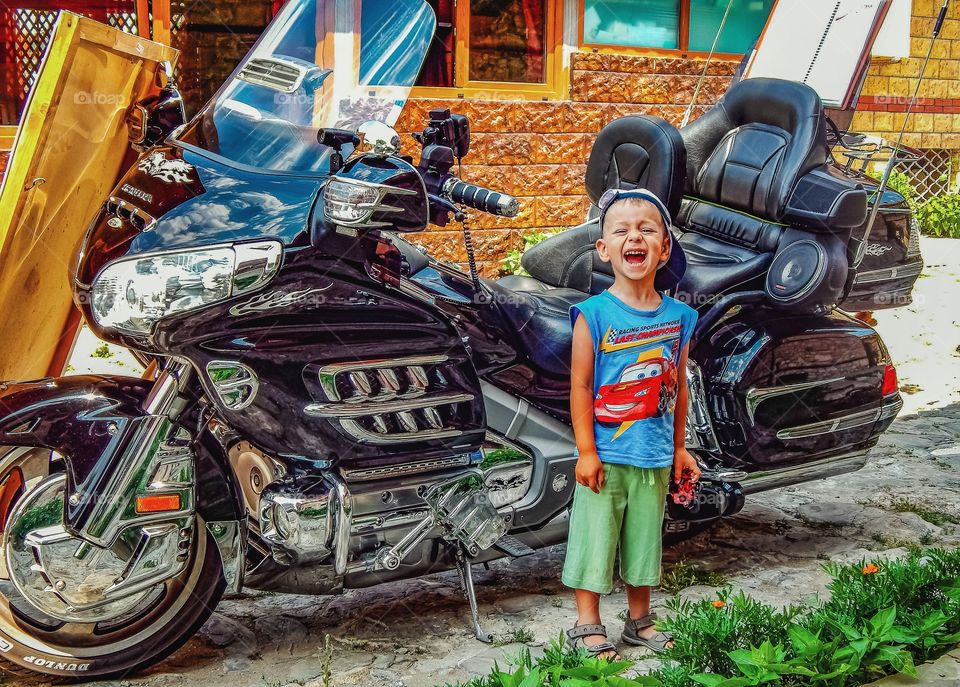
[881,363,898,396]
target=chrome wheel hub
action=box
[4,474,192,623]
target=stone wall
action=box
[851,0,960,149]
[395,54,738,277]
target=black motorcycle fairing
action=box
[75,144,326,350]
[0,376,243,531]
[154,246,489,465]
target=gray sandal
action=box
[621,611,674,653]
[565,623,621,660]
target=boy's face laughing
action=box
[596,200,670,284]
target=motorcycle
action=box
[0,0,903,680]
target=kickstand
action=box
[455,546,491,643]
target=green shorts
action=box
[561,462,671,594]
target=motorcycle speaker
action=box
[767,240,823,301]
[765,235,847,312]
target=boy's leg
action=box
[573,589,618,658]
[620,466,674,647]
[562,463,627,656]
[625,584,673,648]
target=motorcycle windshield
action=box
[173,0,435,174]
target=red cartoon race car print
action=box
[594,356,679,423]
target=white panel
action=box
[744,0,890,108]
[872,0,911,58]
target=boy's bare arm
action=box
[570,315,605,493]
[673,342,702,482]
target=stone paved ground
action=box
[51,239,960,687]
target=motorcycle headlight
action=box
[91,241,281,334]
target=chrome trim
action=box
[744,377,844,426]
[80,416,194,548]
[357,120,402,157]
[855,260,923,284]
[206,520,244,593]
[685,360,719,451]
[206,360,260,410]
[5,474,192,623]
[738,449,870,494]
[878,395,904,420]
[305,391,473,418]
[107,196,156,232]
[142,363,192,416]
[352,508,432,533]
[341,455,471,481]
[330,472,352,577]
[233,240,283,295]
[317,354,450,402]
[259,480,334,564]
[237,56,311,92]
[339,419,463,444]
[323,176,418,229]
[775,396,902,439]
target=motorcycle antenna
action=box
[681,0,735,128]
[857,0,950,267]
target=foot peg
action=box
[454,546,491,643]
[493,534,534,558]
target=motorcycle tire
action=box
[0,447,225,684]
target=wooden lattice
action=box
[1,1,172,125]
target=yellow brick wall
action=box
[853,0,960,149]
[397,54,739,277]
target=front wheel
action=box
[0,447,225,683]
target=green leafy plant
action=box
[866,168,916,208]
[441,549,960,687]
[915,193,960,238]
[500,230,560,276]
[658,588,806,676]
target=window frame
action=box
[411,0,567,101]
[578,0,774,60]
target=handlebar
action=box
[442,178,520,218]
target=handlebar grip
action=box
[443,179,520,218]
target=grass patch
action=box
[889,497,960,527]
[659,560,728,595]
[493,627,536,647]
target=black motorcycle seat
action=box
[488,276,588,377]
[677,232,773,306]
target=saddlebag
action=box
[694,307,901,471]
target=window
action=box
[582,0,775,55]
[415,0,560,94]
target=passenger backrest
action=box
[585,115,687,218]
[681,78,829,223]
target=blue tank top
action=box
[570,290,698,468]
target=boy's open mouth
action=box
[624,248,647,266]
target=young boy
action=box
[562,188,701,659]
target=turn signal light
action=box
[135,494,182,514]
[881,363,898,396]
